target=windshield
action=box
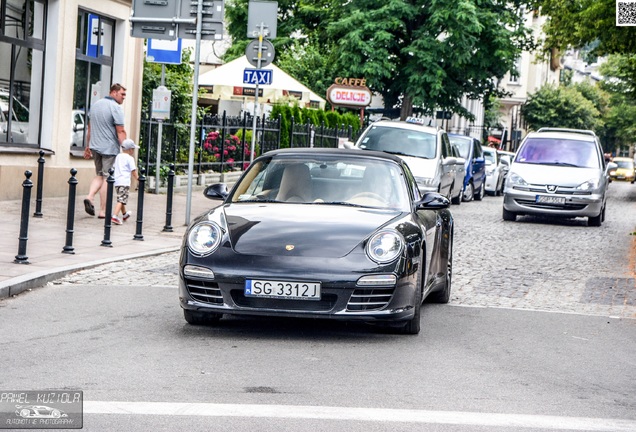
[515,138,600,168]
[448,136,471,159]
[357,126,437,159]
[483,149,496,164]
[615,160,634,169]
[231,155,411,211]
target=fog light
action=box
[357,274,397,286]
[184,265,215,279]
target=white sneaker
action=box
[122,211,132,221]
[111,216,122,225]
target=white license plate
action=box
[245,279,321,300]
[536,195,565,204]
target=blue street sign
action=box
[147,38,183,65]
[243,68,273,85]
[86,14,103,58]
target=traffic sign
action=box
[243,68,273,85]
[130,0,179,40]
[147,38,182,64]
[245,39,275,67]
[178,0,225,40]
[247,1,278,38]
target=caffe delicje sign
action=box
[326,77,372,108]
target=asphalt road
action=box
[1,182,635,432]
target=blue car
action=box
[448,134,486,201]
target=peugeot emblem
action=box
[285,245,295,251]
[546,185,557,193]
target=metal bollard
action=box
[163,164,174,232]
[15,171,33,264]
[101,168,115,247]
[33,150,45,217]
[134,167,146,241]
[62,169,78,254]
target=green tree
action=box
[520,84,602,131]
[533,0,636,56]
[225,0,535,120]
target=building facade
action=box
[0,0,143,200]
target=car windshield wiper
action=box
[237,198,284,203]
[382,150,430,159]
[544,161,580,167]
[313,201,366,208]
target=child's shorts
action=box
[115,186,130,204]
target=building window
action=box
[509,57,521,84]
[72,11,115,150]
[0,0,46,147]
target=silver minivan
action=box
[502,128,614,227]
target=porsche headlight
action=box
[188,222,223,256]
[576,177,600,192]
[366,230,404,264]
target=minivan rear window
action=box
[515,138,600,169]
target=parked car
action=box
[179,147,454,334]
[497,150,515,186]
[482,145,506,195]
[354,117,457,200]
[448,133,486,201]
[0,90,30,144]
[608,157,635,183]
[449,142,466,204]
[502,127,614,226]
[71,109,86,147]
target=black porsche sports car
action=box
[179,148,453,334]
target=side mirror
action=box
[456,157,466,165]
[203,183,229,200]
[606,162,618,171]
[485,160,493,166]
[416,192,450,210]
[442,156,456,165]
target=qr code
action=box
[617,1,636,26]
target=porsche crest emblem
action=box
[285,245,295,251]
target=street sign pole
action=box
[185,0,204,225]
[250,23,265,164]
[155,64,165,193]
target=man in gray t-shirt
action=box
[83,83,127,218]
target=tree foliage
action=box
[520,84,603,132]
[534,0,636,56]
[225,0,535,120]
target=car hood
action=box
[511,163,602,187]
[219,203,403,258]
[395,155,438,177]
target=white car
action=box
[355,117,458,199]
[482,146,505,195]
[71,109,86,147]
[0,90,30,143]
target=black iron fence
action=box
[139,111,364,177]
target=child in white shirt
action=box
[111,139,139,225]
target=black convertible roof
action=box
[261,147,406,164]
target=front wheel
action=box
[427,232,452,304]
[588,206,604,227]
[462,182,474,202]
[396,267,423,335]
[474,181,485,201]
[502,207,517,221]
[451,184,463,205]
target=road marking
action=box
[84,401,636,431]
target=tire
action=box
[462,182,474,202]
[588,207,604,227]
[396,266,423,335]
[502,207,517,221]
[183,309,222,325]
[451,184,462,205]
[474,181,485,201]
[427,232,452,304]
